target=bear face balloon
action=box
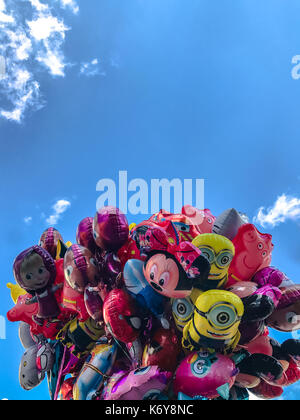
[228,224,273,283]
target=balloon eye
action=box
[150,272,155,280]
[26,274,32,281]
[159,278,164,286]
[192,360,206,375]
[258,243,263,250]
[38,267,45,274]
[262,251,267,257]
[207,218,212,223]
[286,312,297,324]
[177,303,187,315]
[65,265,73,277]
[209,305,236,328]
[134,366,151,375]
[199,247,215,264]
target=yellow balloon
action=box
[7,282,27,304]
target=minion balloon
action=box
[192,233,235,291]
[172,288,203,332]
[182,290,244,353]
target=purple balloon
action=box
[93,206,129,252]
[76,217,97,254]
[252,266,288,288]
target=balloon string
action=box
[53,345,67,401]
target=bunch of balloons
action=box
[7,205,300,400]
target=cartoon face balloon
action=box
[172,288,203,331]
[182,290,244,353]
[229,224,273,283]
[267,285,300,332]
[173,351,237,399]
[103,289,142,343]
[181,206,216,234]
[64,244,100,293]
[93,206,129,252]
[192,233,235,290]
[13,246,56,292]
[39,227,64,259]
[134,226,210,299]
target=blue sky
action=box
[1,0,300,400]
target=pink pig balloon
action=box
[228,224,273,284]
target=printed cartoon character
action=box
[64,244,100,293]
[266,285,300,332]
[149,209,202,242]
[103,289,143,344]
[228,224,273,285]
[73,342,118,400]
[173,350,238,399]
[39,227,64,259]
[133,225,210,299]
[172,288,203,332]
[93,206,129,252]
[192,233,235,291]
[124,259,169,328]
[181,206,216,234]
[13,246,62,326]
[102,366,172,400]
[182,289,244,353]
[76,217,97,254]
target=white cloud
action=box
[59,0,79,15]
[0,0,79,122]
[80,58,105,77]
[24,216,32,224]
[254,194,300,228]
[46,199,71,225]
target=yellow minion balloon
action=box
[182,289,244,354]
[192,233,235,291]
[172,288,203,332]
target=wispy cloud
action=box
[80,58,106,77]
[254,194,300,228]
[46,199,71,225]
[23,216,32,224]
[0,0,79,122]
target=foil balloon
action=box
[64,244,100,293]
[133,225,210,298]
[181,206,216,234]
[73,342,118,400]
[228,224,273,284]
[93,206,129,252]
[192,233,235,291]
[102,366,172,400]
[123,259,169,327]
[267,285,300,332]
[182,289,244,353]
[252,266,289,288]
[173,351,238,400]
[103,289,142,344]
[76,217,97,254]
[13,245,61,325]
[142,328,181,372]
[39,227,64,259]
[171,288,202,332]
[212,208,246,241]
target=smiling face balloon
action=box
[228,224,273,283]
